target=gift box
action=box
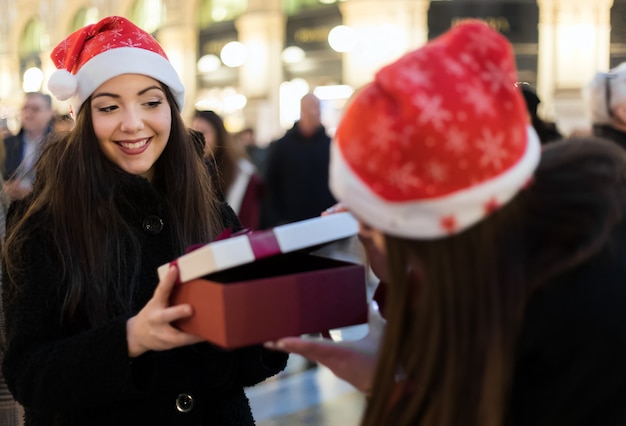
[159,212,368,349]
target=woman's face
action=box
[91,74,172,180]
[191,117,217,155]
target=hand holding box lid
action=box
[159,211,359,282]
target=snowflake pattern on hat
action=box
[51,17,165,72]
[48,16,185,113]
[330,20,541,239]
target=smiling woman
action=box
[1,16,288,426]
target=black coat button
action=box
[175,393,195,413]
[142,215,164,234]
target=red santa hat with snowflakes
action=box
[330,20,541,239]
[47,15,185,114]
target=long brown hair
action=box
[3,84,223,326]
[362,137,626,426]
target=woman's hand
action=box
[126,265,203,358]
[322,203,348,216]
[264,301,386,393]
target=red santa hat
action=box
[48,16,185,114]
[330,20,541,239]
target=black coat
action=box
[3,131,26,180]
[592,124,626,151]
[3,124,53,181]
[2,174,288,425]
[508,219,626,425]
[262,123,336,228]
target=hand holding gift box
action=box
[160,212,368,349]
[265,299,385,394]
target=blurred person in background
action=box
[516,82,562,145]
[2,92,54,201]
[52,113,74,134]
[235,127,269,176]
[583,62,626,149]
[191,110,264,230]
[263,93,336,228]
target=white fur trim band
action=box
[330,126,542,239]
[69,47,185,113]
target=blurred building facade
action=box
[0,0,620,142]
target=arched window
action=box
[19,18,46,59]
[70,6,100,32]
[19,18,47,91]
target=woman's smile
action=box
[116,137,152,154]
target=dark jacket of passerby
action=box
[4,127,48,181]
[263,123,336,227]
[592,124,626,151]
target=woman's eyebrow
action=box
[138,85,164,96]
[92,85,164,100]
[92,92,119,100]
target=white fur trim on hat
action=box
[68,47,185,113]
[330,125,541,240]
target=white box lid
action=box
[158,212,359,283]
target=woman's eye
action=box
[97,105,118,113]
[145,100,163,108]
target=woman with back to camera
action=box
[268,21,626,426]
[1,16,287,425]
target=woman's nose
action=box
[120,107,144,132]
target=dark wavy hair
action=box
[362,137,626,426]
[3,84,223,326]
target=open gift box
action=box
[158,212,368,349]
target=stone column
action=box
[0,0,18,105]
[236,0,285,144]
[157,0,199,121]
[339,0,429,90]
[537,0,614,133]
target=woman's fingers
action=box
[266,337,341,361]
[154,323,204,349]
[158,303,193,323]
[127,266,205,357]
[152,264,180,302]
[321,203,348,216]
[265,336,376,392]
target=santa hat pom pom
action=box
[48,69,77,101]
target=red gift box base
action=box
[170,252,368,349]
